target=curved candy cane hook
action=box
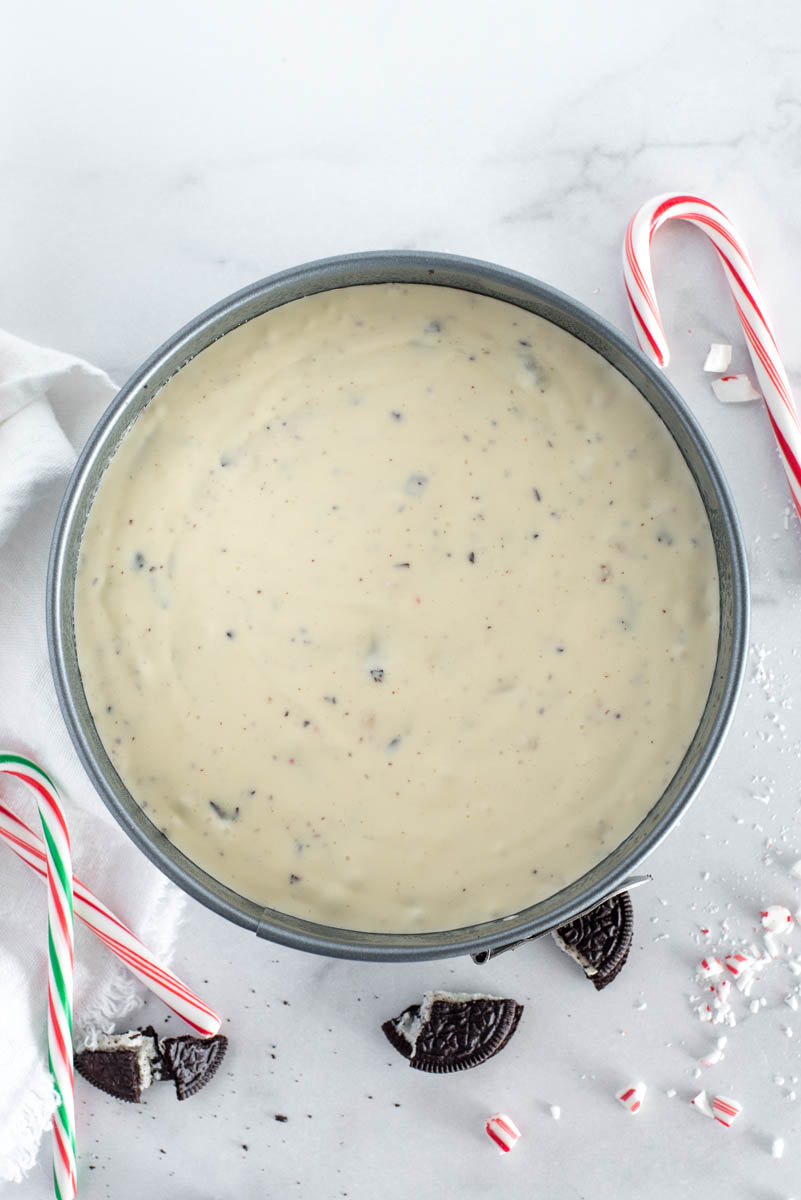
[623,193,801,519]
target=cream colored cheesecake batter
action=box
[75,283,719,933]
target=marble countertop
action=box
[5,2,801,1196]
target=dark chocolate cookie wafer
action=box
[74,1026,161,1103]
[382,991,523,1073]
[160,1033,228,1099]
[552,891,633,990]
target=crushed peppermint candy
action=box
[764,932,786,961]
[699,957,724,979]
[700,1035,728,1067]
[691,1090,715,1119]
[485,1113,521,1154]
[549,1105,561,1121]
[772,1137,785,1159]
[703,343,733,372]
[712,1094,743,1127]
[710,374,761,403]
[616,1083,646,1114]
[725,953,754,977]
[762,906,794,934]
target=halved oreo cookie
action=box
[160,1033,228,1100]
[552,891,633,990]
[74,1026,161,1103]
[382,992,523,1073]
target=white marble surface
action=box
[4,2,801,1196]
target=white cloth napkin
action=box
[0,331,184,1186]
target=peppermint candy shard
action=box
[703,344,733,372]
[552,891,634,990]
[712,1094,743,1127]
[485,1112,521,1153]
[616,1083,646,1114]
[761,906,793,934]
[382,992,523,1073]
[710,374,761,403]
[691,1090,715,1119]
[159,1033,229,1100]
[724,953,752,977]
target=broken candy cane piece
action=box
[700,1037,727,1067]
[691,1090,715,1119]
[485,1113,521,1153]
[764,932,786,960]
[724,953,753,977]
[715,979,733,1006]
[762,906,794,934]
[623,193,801,519]
[699,957,724,979]
[616,1083,647,1114]
[704,343,732,372]
[711,375,761,404]
[712,1095,743,1127]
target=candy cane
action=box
[623,193,801,519]
[0,754,224,1200]
[0,755,76,1200]
[0,796,221,1038]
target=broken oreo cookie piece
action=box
[552,891,633,990]
[160,1033,228,1100]
[382,992,523,1073]
[74,1026,228,1103]
[74,1026,161,1103]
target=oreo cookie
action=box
[74,1026,228,1102]
[74,1026,161,1103]
[552,891,633,990]
[382,991,523,1073]
[160,1033,228,1100]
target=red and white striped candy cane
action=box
[623,193,801,519]
[0,754,76,1200]
[0,794,221,1038]
[0,752,224,1200]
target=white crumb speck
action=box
[549,1105,561,1121]
[772,1137,785,1159]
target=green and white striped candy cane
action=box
[0,754,76,1200]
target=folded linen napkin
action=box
[0,330,184,1186]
